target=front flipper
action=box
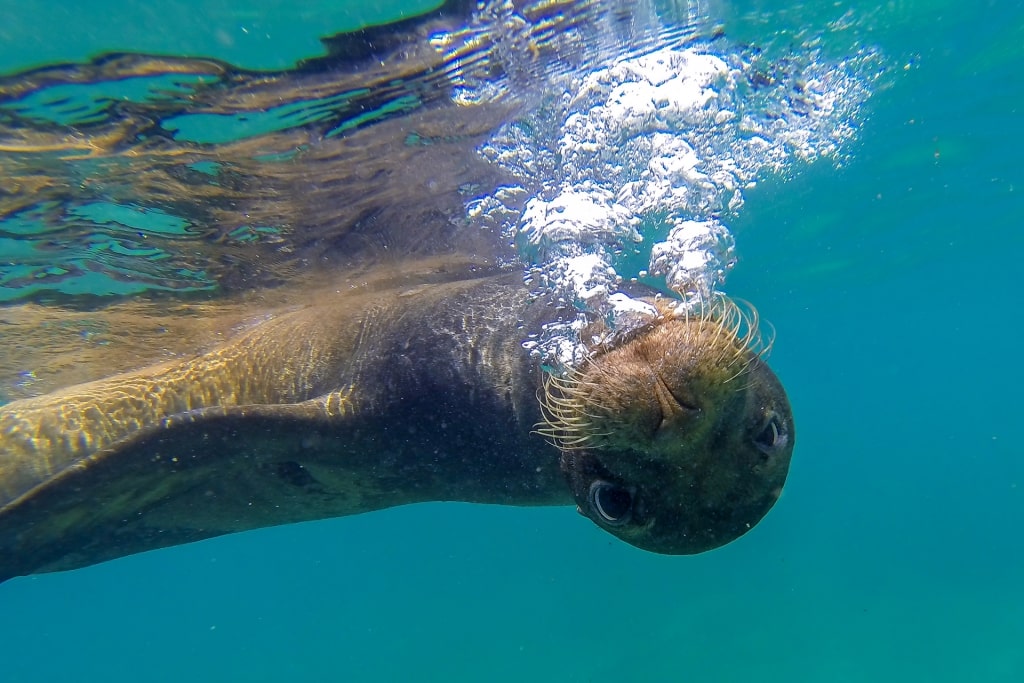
[0,393,412,582]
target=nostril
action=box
[654,374,700,415]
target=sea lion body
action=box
[0,0,801,585]
[0,265,794,582]
[0,270,569,579]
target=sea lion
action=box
[0,263,793,582]
[0,1,797,582]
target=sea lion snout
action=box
[547,299,795,554]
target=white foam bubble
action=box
[519,187,639,261]
[470,29,878,370]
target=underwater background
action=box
[1,1,1021,681]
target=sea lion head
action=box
[541,297,794,554]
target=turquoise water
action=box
[1,1,1022,681]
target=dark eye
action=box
[754,414,786,454]
[588,480,634,526]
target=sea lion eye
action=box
[754,414,786,454]
[588,480,634,526]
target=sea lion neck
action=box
[308,273,573,505]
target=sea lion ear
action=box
[0,397,354,583]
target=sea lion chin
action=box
[542,297,795,554]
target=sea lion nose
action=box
[651,374,701,442]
